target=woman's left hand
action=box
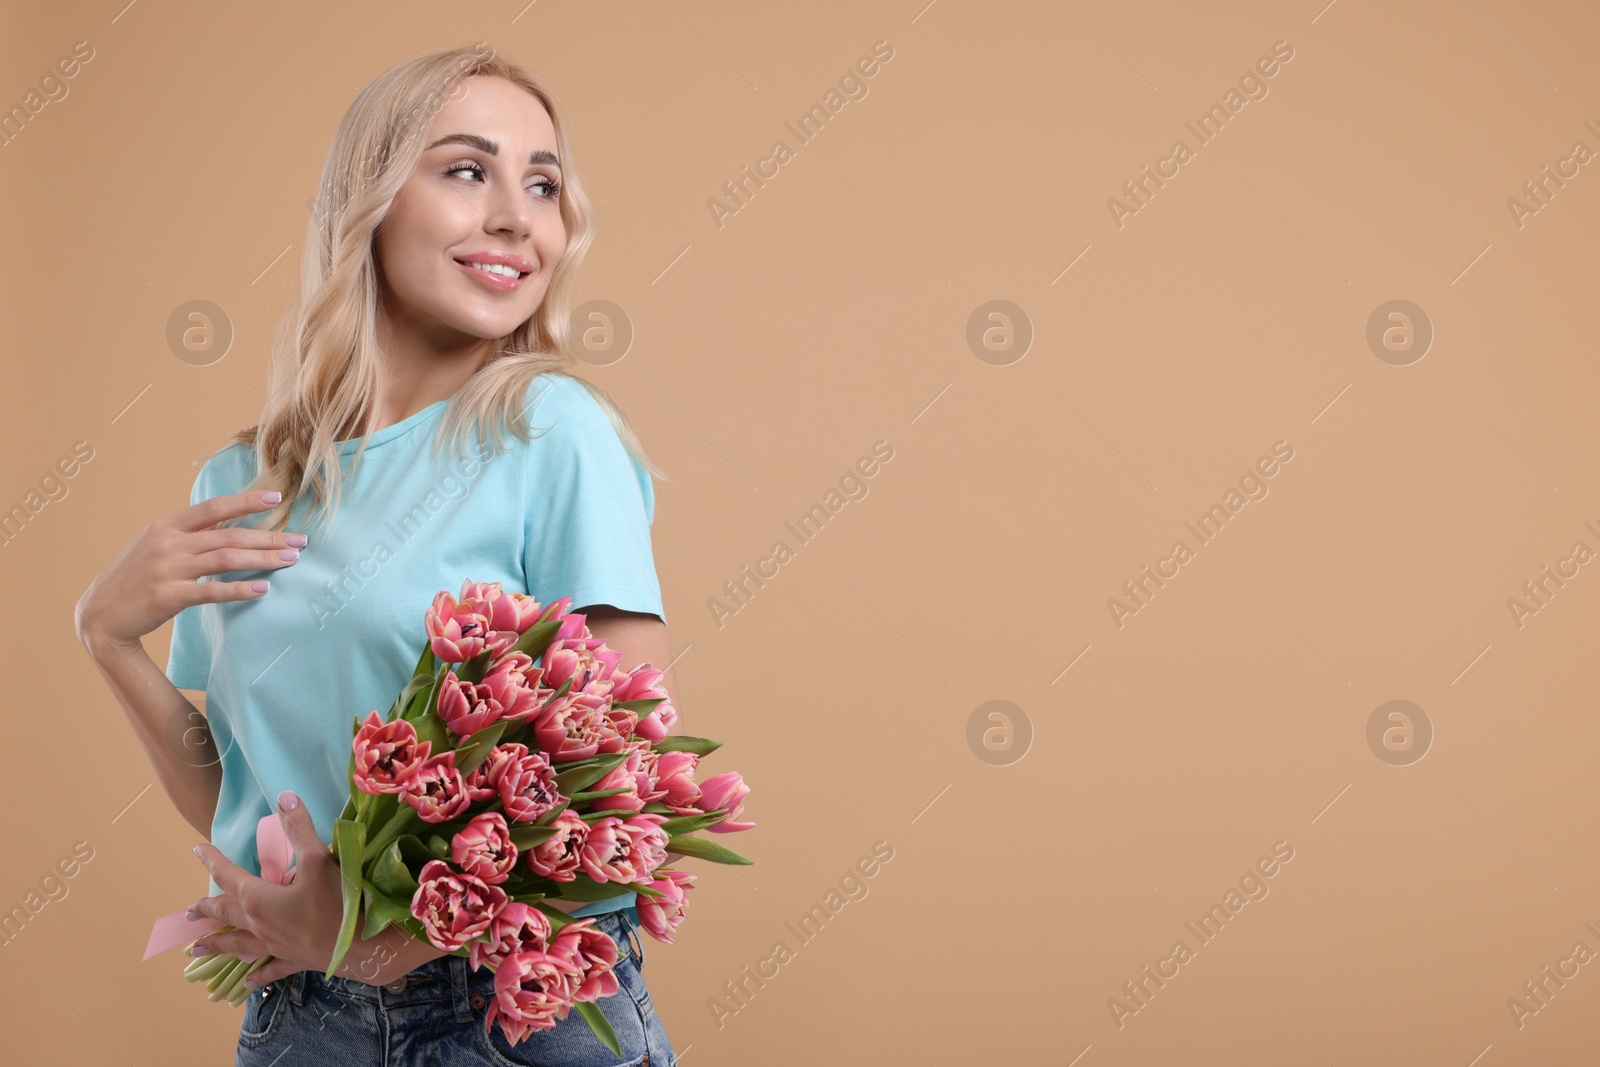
[185,791,348,981]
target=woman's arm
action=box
[81,633,221,839]
[580,605,681,733]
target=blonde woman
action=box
[76,43,681,1066]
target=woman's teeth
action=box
[463,262,522,277]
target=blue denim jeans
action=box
[234,907,677,1066]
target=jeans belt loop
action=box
[450,954,475,1023]
[289,968,308,1007]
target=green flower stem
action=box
[365,805,419,856]
[184,952,232,983]
[206,955,245,998]
[220,954,271,1007]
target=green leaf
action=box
[394,667,442,721]
[540,875,639,902]
[658,809,729,835]
[455,649,494,685]
[665,834,753,865]
[553,753,628,795]
[455,720,509,776]
[580,810,626,824]
[365,803,420,857]
[507,617,563,664]
[573,999,622,1056]
[361,879,413,940]
[362,789,399,837]
[534,799,571,825]
[507,824,560,850]
[411,643,436,686]
[369,839,420,899]
[650,735,723,757]
[568,787,635,803]
[326,818,368,978]
[425,834,452,861]
[614,696,666,716]
[395,834,438,869]
[640,802,674,814]
[410,709,451,752]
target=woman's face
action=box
[374,74,568,350]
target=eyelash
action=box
[445,160,562,200]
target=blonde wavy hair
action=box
[212,41,663,538]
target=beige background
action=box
[4,0,1599,1063]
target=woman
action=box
[74,43,681,1066]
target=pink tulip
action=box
[580,812,669,884]
[351,710,432,795]
[451,812,517,885]
[523,809,587,881]
[547,918,621,1002]
[698,771,756,833]
[410,859,508,952]
[468,900,552,973]
[402,751,471,823]
[586,750,647,814]
[538,630,624,712]
[485,949,582,1045]
[636,870,696,944]
[643,750,700,810]
[531,691,624,763]
[436,654,542,739]
[491,743,562,823]
[424,588,496,663]
[612,663,679,743]
[481,584,552,637]
[464,742,522,803]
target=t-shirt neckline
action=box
[336,396,451,455]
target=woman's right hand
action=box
[75,489,306,657]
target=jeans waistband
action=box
[273,906,637,1014]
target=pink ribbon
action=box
[142,813,298,961]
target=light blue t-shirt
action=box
[166,371,666,921]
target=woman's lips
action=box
[454,259,527,291]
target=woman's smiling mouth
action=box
[453,251,533,290]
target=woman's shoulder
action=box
[520,369,594,420]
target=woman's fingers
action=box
[275,794,336,869]
[181,526,306,584]
[244,956,312,989]
[194,927,271,962]
[175,489,284,534]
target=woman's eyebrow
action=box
[425,133,560,168]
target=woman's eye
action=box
[445,162,560,200]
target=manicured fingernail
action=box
[190,944,208,957]
[193,845,204,857]
[279,548,300,560]
[184,908,198,920]
[279,790,298,810]
[252,580,270,593]
[286,533,308,547]
[244,977,259,989]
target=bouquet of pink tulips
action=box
[182,580,754,1053]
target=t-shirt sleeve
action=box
[523,375,667,625]
[165,462,215,692]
